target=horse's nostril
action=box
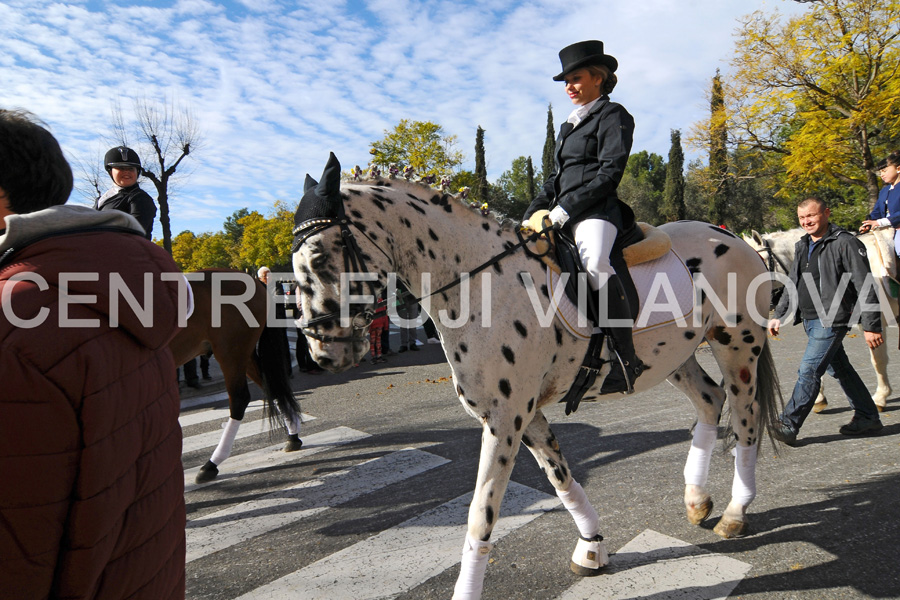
[317,356,333,368]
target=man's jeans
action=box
[782,319,880,431]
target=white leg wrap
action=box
[731,443,758,506]
[683,422,717,487]
[285,412,302,436]
[572,535,609,571]
[452,533,493,600]
[210,418,241,465]
[557,480,600,540]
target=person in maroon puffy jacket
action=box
[0,108,186,599]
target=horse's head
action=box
[291,153,389,371]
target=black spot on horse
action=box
[350,209,363,218]
[711,326,732,345]
[657,341,666,346]
[743,335,755,344]
[455,255,461,264]
[514,415,523,430]
[527,398,534,412]
[514,320,528,338]
[372,197,386,212]
[701,392,713,404]
[482,222,490,231]
[684,331,696,340]
[454,352,461,362]
[730,384,739,395]
[703,374,717,387]
[506,436,513,447]
[555,326,563,346]
[501,346,515,364]
[428,250,436,260]
[751,346,761,356]
[407,201,427,215]
[499,456,508,466]
[673,373,682,382]
[492,262,503,274]
[416,239,425,252]
[400,217,412,228]
[428,228,439,241]
[499,379,512,398]
[485,506,494,525]
[522,434,533,447]
[714,243,729,257]
[686,257,702,275]
[460,343,468,353]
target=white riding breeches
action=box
[572,218,618,291]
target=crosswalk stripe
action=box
[234,481,559,600]
[181,390,230,411]
[183,426,370,493]
[180,400,265,428]
[558,529,751,600]
[186,447,450,563]
[181,412,316,455]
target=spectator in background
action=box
[0,108,185,599]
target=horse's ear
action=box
[316,152,342,200]
[304,174,318,192]
[751,230,763,245]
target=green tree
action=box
[541,104,555,182]
[661,130,686,222]
[726,0,900,205]
[473,126,488,202]
[368,119,464,179]
[709,70,730,226]
[619,151,667,225]
[170,231,198,271]
[235,201,294,271]
[193,232,233,269]
[495,155,538,217]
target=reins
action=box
[292,206,553,342]
[757,238,790,274]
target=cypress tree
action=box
[709,70,730,227]
[474,126,487,202]
[526,156,535,202]
[663,129,686,221]
[541,104,555,182]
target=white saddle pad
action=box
[547,249,694,341]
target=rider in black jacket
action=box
[95,146,156,239]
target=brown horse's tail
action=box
[256,324,302,432]
[755,339,785,454]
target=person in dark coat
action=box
[95,145,157,239]
[769,197,885,445]
[523,40,645,394]
[0,108,185,599]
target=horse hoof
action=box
[569,535,608,577]
[713,518,749,539]
[195,460,219,484]
[686,498,713,525]
[812,400,827,413]
[284,434,303,452]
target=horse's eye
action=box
[351,312,373,329]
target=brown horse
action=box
[169,269,303,484]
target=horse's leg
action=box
[521,410,607,577]
[452,413,528,600]
[667,355,726,527]
[247,330,303,451]
[195,353,254,484]
[813,378,828,413]
[864,323,891,410]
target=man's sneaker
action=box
[772,422,799,446]
[839,416,884,436]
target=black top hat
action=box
[553,40,618,81]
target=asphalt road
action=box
[180,326,900,600]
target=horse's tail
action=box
[755,338,785,453]
[255,324,302,433]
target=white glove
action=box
[549,205,570,227]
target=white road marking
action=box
[181,412,315,454]
[186,447,449,563]
[184,426,369,493]
[180,400,265,428]
[559,529,752,600]
[235,481,559,600]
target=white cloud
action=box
[0,0,808,237]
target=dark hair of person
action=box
[886,151,900,168]
[0,108,73,214]
[585,64,618,95]
[798,196,827,211]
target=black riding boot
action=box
[599,275,646,394]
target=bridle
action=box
[755,237,790,274]
[291,197,551,344]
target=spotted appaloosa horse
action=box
[744,228,895,411]
[168,269,303,483]
[292,154,782,600]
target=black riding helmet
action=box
[104,146,142,176]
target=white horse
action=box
[744,227,896,411]
[292,154,782,600]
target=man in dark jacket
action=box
[768,197,884,445]
[1,109,185,599]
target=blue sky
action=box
[0,0,807,239]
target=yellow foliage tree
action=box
[235,201,295,271]
[725,0,900,204]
